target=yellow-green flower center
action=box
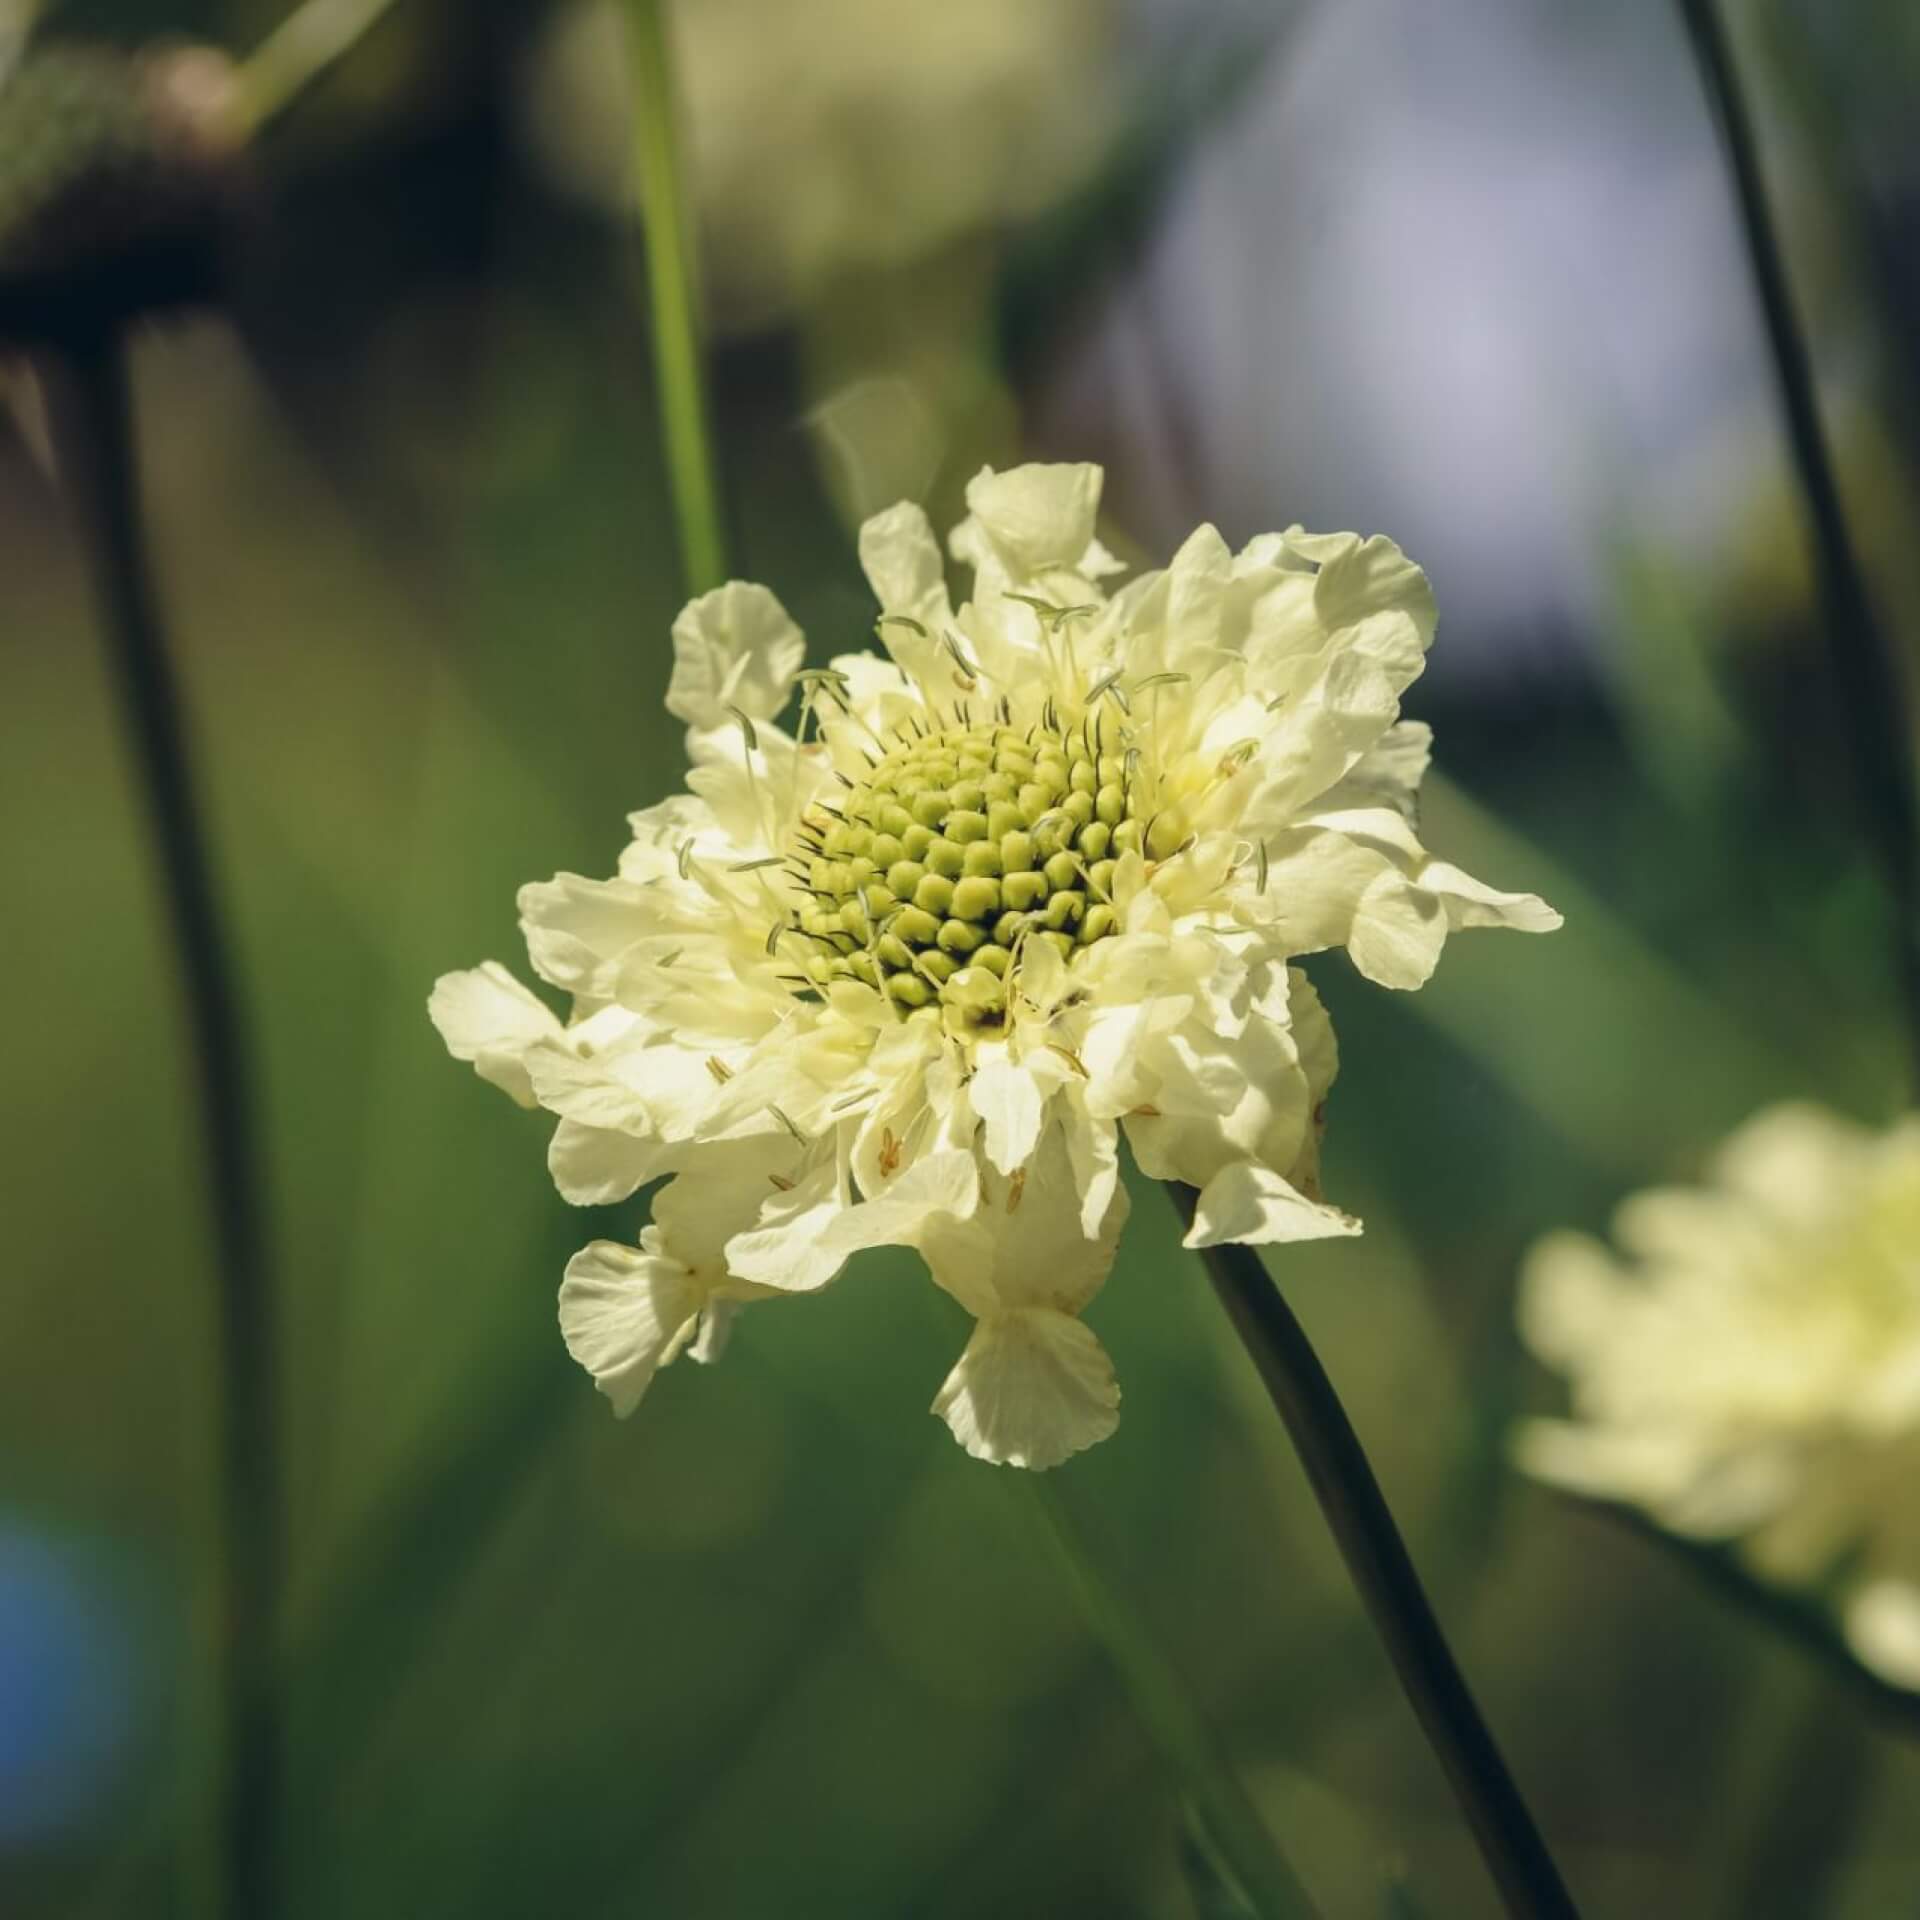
[780,718,1185,1025]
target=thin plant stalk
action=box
[624,0,728,595]
[43,338,280,1920]
[1170,1188,1578,1920]
[1676,0,1920,1088]
[227,0,409,140]
[1023,1478,1321,1920]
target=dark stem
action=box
[1676,0,1920,1087]
[1168,1187,1578,1920]
[42,336,280,1920]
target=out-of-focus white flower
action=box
[433,461,1557,1466]
[1517,1103,1920,1690]
[519,0,1122,329]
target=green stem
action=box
[1717,1664,1876,1920]
[1021,1478,1321,1920]
[228,0,408,140]
[43,337,281,1920]
[1170,1189,1578,1919]
[624,0,728,596]
[1675,0,1920,1089]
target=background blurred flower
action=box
[518,0,1125,331]
[1517,1101,1920,1691]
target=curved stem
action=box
[1169,1188,1577,1919]
[1676,0,1920,1089]
[1022,1477,1320,1920]
[43,337,281,1920]
[624,0,728,595]
[228,0,408,140]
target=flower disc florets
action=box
[787,711,1186,1025]
[433,462,1560,1471]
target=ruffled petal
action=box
[1120,523,1235,682]
[957,462,1104,579]
[1182,1161,1361,1248]
[864,499,952,633]
[1421,861,1562,934]
[523,1035,657,1133]
[1120,964,1328,1195]
[931,1307,1120,1469]
[547,1118,662,1207]
[725,1146,981,1293]
[558,1239,705,1416]
[967,1051,1047,1176]
[665,581,806,733]
[1346,871,1448,990]
[919,1119,1128,1319]
[517,873,656,997]
[1316,720,1433,819]
[1303,531,1437,661]
[428,963,562,1106]
[1244,827,1451,988]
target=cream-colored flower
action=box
[1516,1103,1920,1691]
[433,461,1558,1465]
[519,0,1121,329]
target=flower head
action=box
[434,462,1558,1467]
[1516,1103,1920,1690]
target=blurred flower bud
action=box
[0,42,245,343]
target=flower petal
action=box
[1346,872,1448,990]
[1421,861,1562,934]
[1317,720,1432,819]
[919,1120,1128,1319]
[665,581,806,732]
[968,1052,1045,1177]
[428,963,561,1107]
[725,1146,980,1293]
[1845,1579,1920,1691]
[547,1118,662,1206]
[931,1306,1120,1469]
[558,1238,705,1416]
[518,873,656,997]
[1510,1419,1720,1514]
[957,462,1103,578]
[1182,1162,1361,1248]
[523,1036,656,1133]
[1515,1231,1625,1371]
[860,500,953,630]
[1305,531,1437,660]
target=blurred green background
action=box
[5,0,1920,1913]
